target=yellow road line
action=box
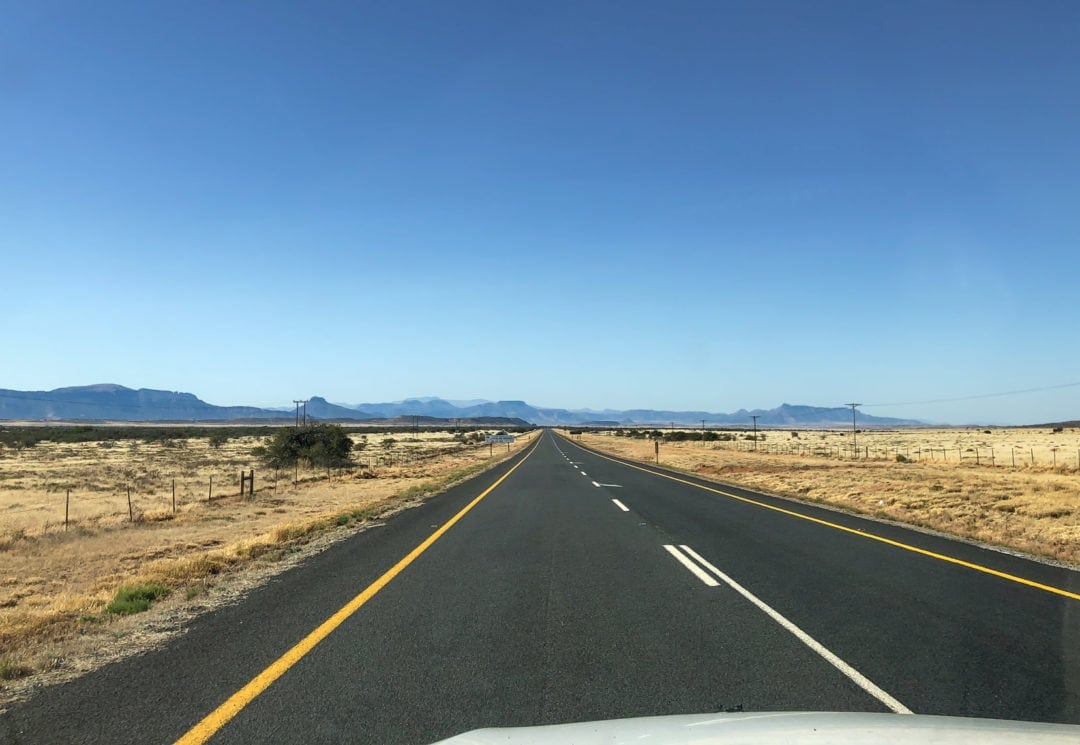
[560,434,1080,603]
[175,440,539,745]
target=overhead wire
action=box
[862,381,1080,408]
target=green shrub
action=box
[0,658,34,680]
[106,583,170,615]
[256,424,353,469]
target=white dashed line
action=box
[668,544,912,715]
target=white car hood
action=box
[432,711,1080,744]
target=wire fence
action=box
[593,429,1080,471]
[0,441,497,537]
[722,439,1080,468]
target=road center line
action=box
[664,544,719,586]
[560,435,1080,603]
[612,499,630,512]
[678,545,912,715]
[175,440,540,745]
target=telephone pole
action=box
[302,400,307,426]
[293,400,304,428]
[701,419,706,443]
[845,403,861,459]
[750,415,759,451]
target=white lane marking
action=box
[592,481,624,488]
[592,481,601,487]
[664,545,719,587]
[581,472,588,477]
[678,544,912,715]
[612,499,629,512]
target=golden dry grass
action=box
[570,428,1080,567]
[0,430,509,534]
[0,428,537,700]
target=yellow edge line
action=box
[560,433,1080,603]
[175,439,540,745]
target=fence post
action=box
[990,448,995,467]
[172,479,176,513]
[208,475,213,502]
[975,448,980,465]
[128,487,133,522]
[65,489,70,531]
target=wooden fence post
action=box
[172,479,176,513]
[65,489,70,531]
[208,475,213,502]
[127,487,133,522]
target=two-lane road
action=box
[4,430,1079,743]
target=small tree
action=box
[255,424,353,469]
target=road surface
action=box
[3,430,1079,744]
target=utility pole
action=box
[302,400,307,426]
[293,400,303,428]
[750,415,759,451]
[845,403,861,459]
[701,419,706,442]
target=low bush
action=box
[105,583,170,615]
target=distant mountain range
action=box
[0,385,923,427]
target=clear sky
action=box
[3,1,1078,425]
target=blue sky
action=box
[2,1,1078,425]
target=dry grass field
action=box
[0,429,519,535]
[0,427,537,700]
[569,427,1080,567]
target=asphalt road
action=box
[3,430,1079,743]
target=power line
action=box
[844,403,861,459]
[863,381,1080,408]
